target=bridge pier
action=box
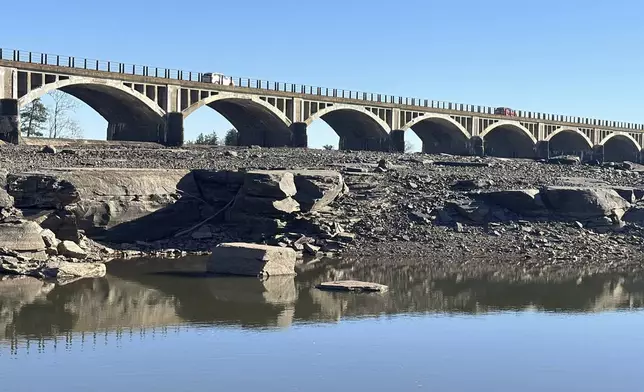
[535,140,550,160]
[165,112,184,147]
[107,122,165,144]
[290,122,307,148]
[390,130,405,152]
[592,144,604,164]
[0,99,20,144]
[469,136,484,157]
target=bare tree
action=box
[404,141,416,153]
[46,91,83,139]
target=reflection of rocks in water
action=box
[3,256,644,347]
[295,259,644,320]
[0,274,181,342]
[0,275,55,337]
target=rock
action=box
[242,170,297,199]
[453,179,493,190]
[612,187,644,203]
[7,168,200,243]
[335,232,356,242]
[623,206,644,224]
[0,256,105,281]
[0,188,13,209]
[224,150,238,157]
[40,260,106,280]
[292,170,344,212]
[191,225,213,240]
[377,159,389,170]
[434,161,490,168]
[540,186,630,220]
[454,222,464,232]
[473,189,546,216]
[316,280,388,293]
[207,242,297,277]
[547,155,581,165]
[448,201,490,223]
[303,243,320,255]
[40,229,59,248]
[0,220,46,253]
[409,211,431,224]
[41,145,57,154]
[233,196,300,216]
[192,169,246,204]
[57,240,87,259]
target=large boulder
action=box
[241,171,297,199]
[7,168,201,242]
[0,188,13,209]
[292,170,345,212]
[207,242,297,277]
[192,169,245,205]
[0,256,106,281]
[232,196,300,216]
[0,220,46,254]
[473,189,547,216]
[540,186,630,220]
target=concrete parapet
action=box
[0,99,20,144]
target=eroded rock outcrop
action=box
[208,242,297,277]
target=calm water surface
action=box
[1,256,643,391]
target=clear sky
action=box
[3,0,644,150]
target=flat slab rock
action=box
[207,242,296,277]
[316,280,389,293]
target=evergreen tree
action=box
[19,98,48,137]
[224,128,239,146]
[194,131,219,145]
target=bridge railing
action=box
[2,48,643,131]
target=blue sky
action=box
[3,0,644,149]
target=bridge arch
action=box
[304,104,390,151]
[599,132,641,163]
[401,113,470,155]
[182,92,293,147]
[19,77,166,142]
[480,121,537,158]
[545,127,593,157]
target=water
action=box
[1,256,644,391]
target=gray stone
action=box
[303,243,320,255]
[292,170,344,212]
[191,225,213,240]
[473,189,546,216]
[623,206,644,224]
[233,195,300,216]
[0,220,46,252]
[242,171,297,199]
[0,188,13,209]
[449,201,490,223]
[207,242,297,277]
[40,229,59,248]
[40,260,106,280]
[316,280,388,293]
[224,150,238,157]
[540,186,630,220]
[41,145,57,154]
[453,179,493,190]
[547,155,581,165]
[57,241,87,259]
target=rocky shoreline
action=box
[3,141,644,281]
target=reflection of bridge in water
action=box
[1,256,644,354]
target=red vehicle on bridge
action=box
[494,107,517,116]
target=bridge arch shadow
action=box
[18,77,166,142]
[183,94,293,147]
[600,133,641,163]
[481,121,536,158]
[402,114,470,155]
[304,105,390,151]
[546,128,593,158]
